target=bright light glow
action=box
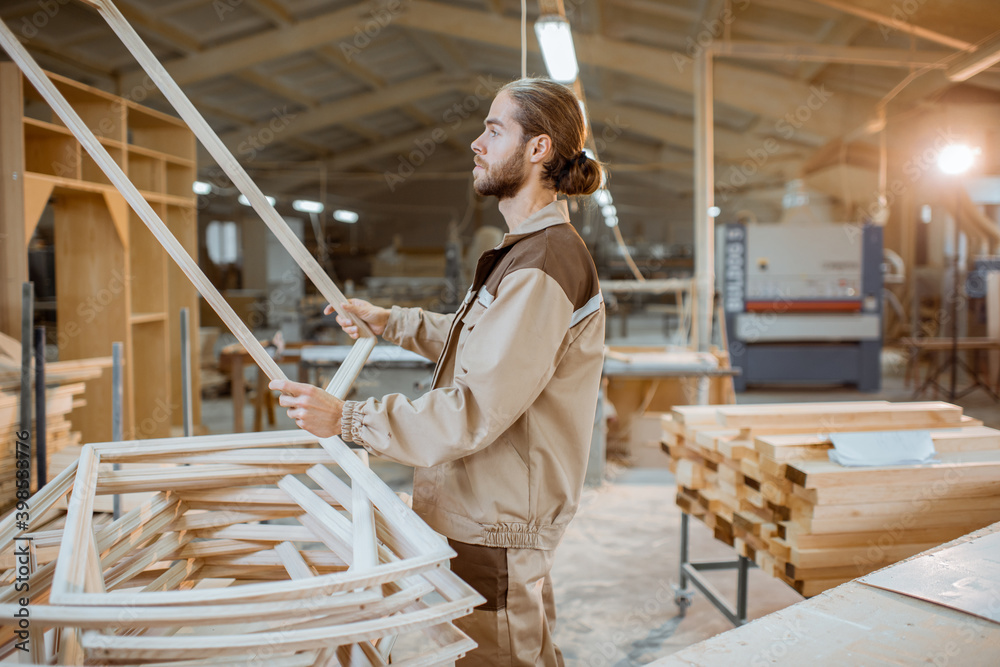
[206,221,238,264]
[583,147,595,160]
[920,204,933,224]
[937,144,978,175]
[192,181,212,195]
[604,215,618,228]
[292,199,325,214]
[238,194,276,207]
[594,189,612,206]
[534,16,579,83]
[601,205,617,217]
[708,206,721,218]
[333,209,359,224]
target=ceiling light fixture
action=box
[333,209,359,224]
[238,194,276,207]
[292,199,325,214]
[192,181,212,195]
[534,15,579,83]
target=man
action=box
[271,77,606,665]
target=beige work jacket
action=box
[341,200,605,550]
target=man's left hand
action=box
[269,379,344,438]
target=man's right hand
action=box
[327,299,390,338]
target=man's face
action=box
[471,92,529,200]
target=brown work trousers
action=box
[449,539,565,667]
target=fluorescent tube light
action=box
[238,194,276,206]
[292,199,325,214]
[333,209,359,224]
[534,16,579,83]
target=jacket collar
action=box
[497,200,570,249]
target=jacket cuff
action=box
[380,306,406,346]
[341,400,364,444]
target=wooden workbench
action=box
[650,521,1000,665]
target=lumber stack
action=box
[0,335,111,510]
[0,430,482,665]
[662,401,1000,597]
[0,383,89,510]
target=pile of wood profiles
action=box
[0,430,482,665]
[0,334,111,511]
[662,401,1000,597]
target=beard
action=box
[474,146,528,200]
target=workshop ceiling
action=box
[2,0,1000,238]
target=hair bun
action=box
[556,152,604,196]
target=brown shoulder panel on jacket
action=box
[448,538,509,612]
[485,224,599,312]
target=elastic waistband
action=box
[414,502,567,551]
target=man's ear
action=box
[528,134,553,164]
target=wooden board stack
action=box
[662,401,1000,597]
[0,334,111,511]
[0,430,482,665]
[0,384,86,508]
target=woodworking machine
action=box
[718,222,883,392]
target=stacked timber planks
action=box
[0,383,88,509]
[662,401,1000,597]
[0,335,110,510]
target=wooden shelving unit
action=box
[0,63,200,442]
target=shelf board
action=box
[126,143,195,168]
[139,190,197,207]
[24,116,124,149]
[23,116,73,136]
[130,312,167,325]
[24,171,117,196]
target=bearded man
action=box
[272,78,606,666]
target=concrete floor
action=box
[199,313,1000,664]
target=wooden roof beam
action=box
[797,16,868,80]
[259,115,483,195]
[114,0,873,139]
[118,3,369,91]
[712,41,953,69]
[392,0,873,139]
[948,32,1000,82]
[216,73,466,152]
[802,0,973,51]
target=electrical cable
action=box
[520,0,527,78]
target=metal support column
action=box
[34,326,45,489]
[111,341,123,520]
[180,307,193,437]
[20,283,32,437]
